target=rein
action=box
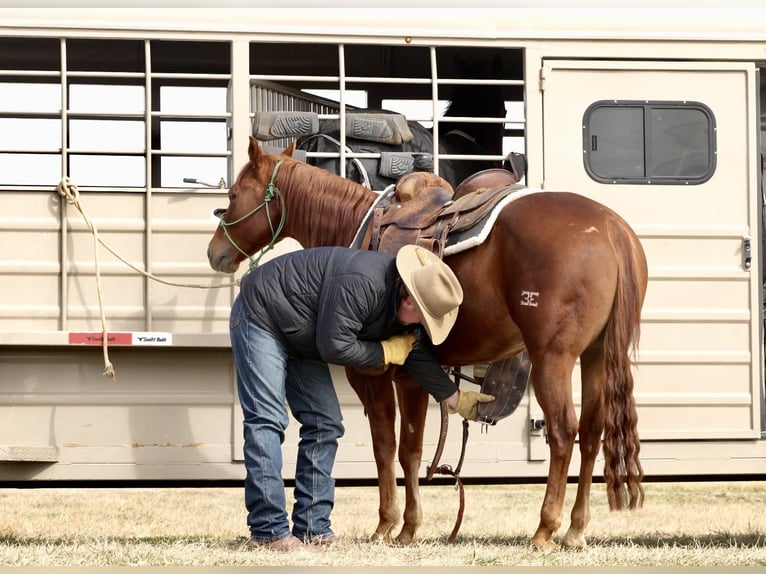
[426,366,473,543]
[218,159,287,271]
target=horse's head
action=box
[441,53,507,158]
[207,137,294,274]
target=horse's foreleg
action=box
[528,355,579,550]
[392,375,429,545]
[346,367,400,542]
[562,347,606,549]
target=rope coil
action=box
[57,177,115,379]
[57,176,240,379]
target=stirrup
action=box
[477,351,531,425]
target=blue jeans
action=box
[229,296,345,542]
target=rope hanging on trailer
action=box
[56,177,116,380]
[56,176,241,380]
[56,177,240,290]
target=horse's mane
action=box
[279,159,376,247]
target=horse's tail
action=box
[602,219,648,511]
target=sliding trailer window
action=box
[583,100,716,185]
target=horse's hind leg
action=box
[528,352,579,550]
[562,345,606,549]
[346,367,401,542]
[392,376,429,545]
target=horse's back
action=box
[494,190,642,260]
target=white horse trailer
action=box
[0,7,764,483]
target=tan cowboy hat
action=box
[396,245,463,345]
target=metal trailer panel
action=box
[0,9,764,482]
[4,7,766,42]
[540,60,763,441]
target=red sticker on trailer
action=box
[69,332,133,345]
[68,332,172,346]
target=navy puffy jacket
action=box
[237,246,456,401]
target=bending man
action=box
[229,245,493,551]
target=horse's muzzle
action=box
[207,245,240,274]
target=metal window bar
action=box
[24,37,235,331]
[248,46,525,174]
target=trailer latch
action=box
[743,236,751,270]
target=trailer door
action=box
[540,60,763,440]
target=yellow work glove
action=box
[448,390,496,421]
[380,334,416,366]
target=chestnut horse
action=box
[207,137,648,549]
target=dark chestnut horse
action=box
[207,137,648,550]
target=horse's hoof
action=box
[530,534,557,551]
[562,527,587,550]
[371,525,396,544]
[394,529,417,546]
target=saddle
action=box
[364,171,524,256]
[360,169,534,427]
[454,166,520,197]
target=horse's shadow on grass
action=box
[446,532,766,549]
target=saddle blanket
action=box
[442,187,540,256]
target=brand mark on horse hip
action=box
[520,291,540,307]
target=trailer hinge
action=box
[539,66,546,92]
[743,236,752,270]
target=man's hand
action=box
[380,334,416,365]
[447,390,495,421]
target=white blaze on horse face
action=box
[520,290,539,307]
[583,226,599,234]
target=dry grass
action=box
[0,481,764,566]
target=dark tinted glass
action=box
[584,101,715,184]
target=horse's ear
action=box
[248,136,262,164]
[281,140,296,158]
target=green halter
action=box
[217,160,286,271]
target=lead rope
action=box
[57,176,115,380]
[56,176,241,380]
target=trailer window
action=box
[249,43,526,187]
[0,37,230,190]
[583,100,716,184]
